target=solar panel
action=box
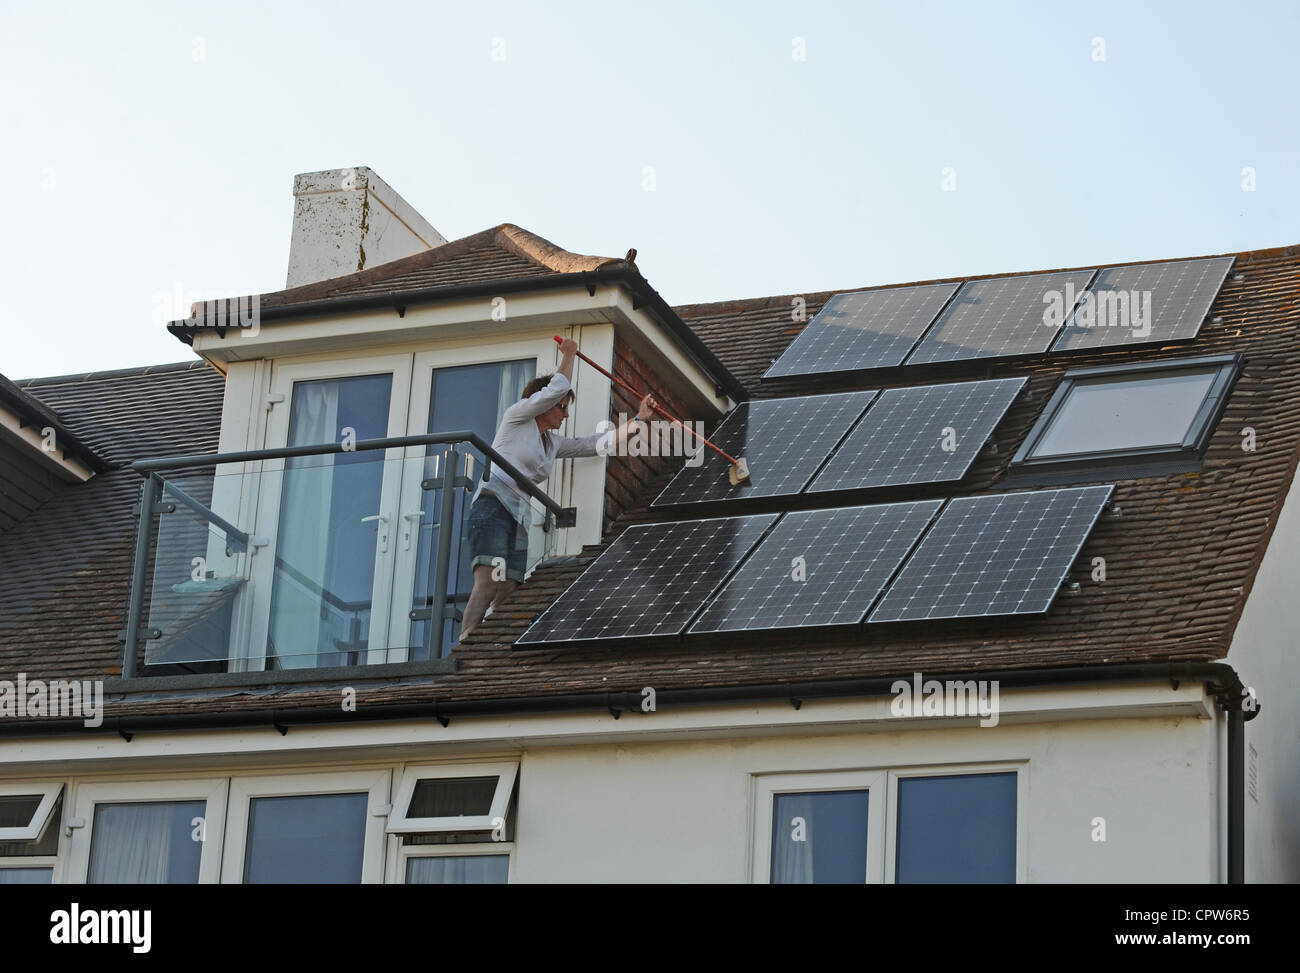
[867,485,1113,623]
[651,391,876,507]
[906,270,1096,364]
[1051,256,1234,351]
[689,500,943,633]
[514,513,777,644]
[808,378,1026,494]
[763,283,960,377]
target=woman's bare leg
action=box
[489,580,519,615]
[460,564,499,640]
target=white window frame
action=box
[752,770,886,884]
[0,861,57,883]
[0,781,62,841]
[65,778,229,884]
[239,353,416,670]
[752,763,1025,884]
[390,842,515,885]
[883,762,1027,885]
[391,351,543,656]
[222,769,390,883]
[387,761,518,834]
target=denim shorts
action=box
[467,494,528,582]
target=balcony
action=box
[120,433,575,679]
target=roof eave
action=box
[166,266,749,403]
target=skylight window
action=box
[1012,355,1241,479]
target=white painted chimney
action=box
[286,167,448,288]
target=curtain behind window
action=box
[407,855,508,884]
[771,793,816,884]
[267,381,340,668]
[87,801,203,884]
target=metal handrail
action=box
[122,431,577,678]
[158,476,250,550]
[129,429,574,527]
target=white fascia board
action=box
[187,284,735,423]
[0,680,1214,776]
[189,288,617,365]
[0,406,95,483]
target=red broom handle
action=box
[553,335,741,466]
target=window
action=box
[0,783,61,841]
[147,346,559,676]
[387,761,517,835]
[405,359,536,657]
[1012,354,1241,480]
[88,801,205,883]
[385,762,517,883]
[893,772,1017,883]
[755,771,884,883]
[66,779,227,883]
[244,793,368,883]
[27,766,520,883]
[754,766,1022,883]
[0,783,62,883]
[223,770,389,883]
[403,851,510,884]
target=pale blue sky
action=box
[3,0,1297,378]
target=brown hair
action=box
[521,374,575,404]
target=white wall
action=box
[0,684,1222,883]
[510,716,1217,883]
[1227,464,1300,883]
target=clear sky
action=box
[2,0,1297,378]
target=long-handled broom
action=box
[554,335,751,485]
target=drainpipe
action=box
[1227,705,1246,883]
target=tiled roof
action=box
[0,371,107,474]
[0,362,224,678]
[2,244,1298,726]
[254,223,621,310]
[448,246,1300,694]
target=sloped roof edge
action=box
[0,371,109,472]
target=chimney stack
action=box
[286,167,447,288]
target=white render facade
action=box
[0,679,1239,883]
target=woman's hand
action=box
[558,337,579,357]
[637,394,657,421]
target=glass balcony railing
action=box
[120,433,576,678]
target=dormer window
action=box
[1010,354,1241,482]
[126,215,736,681]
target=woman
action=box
[460,337,655,639]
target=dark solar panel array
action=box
[809,378,1026,494]
[515,513,777,644]
[690,500,943,633]
[763,283,960,377]
[652,391,876,507]
[868,485,1113,623]
[1051,257,1235,351]
[905,270,1096,364]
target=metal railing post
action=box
[427,448,460,659]
[122,473,160,679]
